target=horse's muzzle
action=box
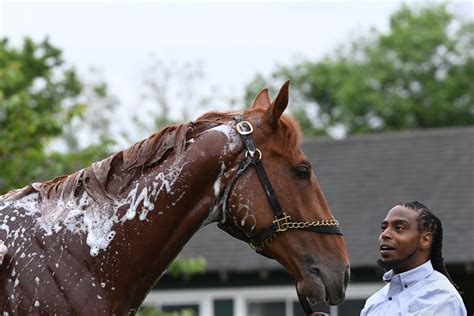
[299,262,349,306]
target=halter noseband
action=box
[217,115,342,254]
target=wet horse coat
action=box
[0,82,350,314]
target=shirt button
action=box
[388,297,392,301]
[404,284,408,288]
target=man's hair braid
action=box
[402,201,461,293]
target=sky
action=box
[0,0,473,143]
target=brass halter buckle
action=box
[273,214,291,232]
[236,121,254,135]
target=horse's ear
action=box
[252,88,271,109]
[264,80,290,126]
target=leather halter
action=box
[217,115,343,254]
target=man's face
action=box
[378,205,430,273]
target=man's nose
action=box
[379,228,391,240]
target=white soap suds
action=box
[206,124,240,154]
[0,162,187,257]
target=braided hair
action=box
[402,201,461,293]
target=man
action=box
[361,201,466,316]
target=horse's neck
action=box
[0,122,241,312]
[103,126,240,309]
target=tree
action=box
[0,39,206,311]
[129,59,205,142]
[247,3,474,136]
[0,37,114,194]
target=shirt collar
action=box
[382,260,434,286]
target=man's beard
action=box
[377,245,418,272]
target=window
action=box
[214,299,233,316]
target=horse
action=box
[0,81,350,314]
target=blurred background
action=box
[1,1,473,315]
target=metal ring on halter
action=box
[245,148,262,160]
[236,121,254,135]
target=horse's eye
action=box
[293,165,311,179]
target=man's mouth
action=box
[379,244,396,253]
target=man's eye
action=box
[396,226,404,231]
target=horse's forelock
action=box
[278,113,302,155]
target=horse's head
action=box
[217,81,350,305]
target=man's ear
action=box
[420,231,433,250]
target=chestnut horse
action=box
[0,81,349,314]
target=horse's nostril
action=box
[344,265,350,288]
[309,265,320,276]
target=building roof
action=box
[181,127,474,272]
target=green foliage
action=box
[42,141,113,181]
[0,37,80,191]
[168,256,206,279]
[247,3,474,136]
[138,306,196,316]
[0,38,114,194]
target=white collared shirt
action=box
[360,261,467,316]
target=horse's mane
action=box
[0,111,231,204]
[1,108,301,204]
